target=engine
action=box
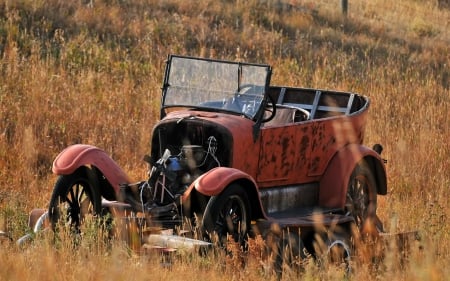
[121,136,220,224]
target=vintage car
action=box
[21,55,388,266]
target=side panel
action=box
[52,144,132,193]
[319,144,387,208]
[256,108,367,188]
[307,114,366,177]
[259,183,318,214]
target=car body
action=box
[22,55,389,265]
[148,55,386,228]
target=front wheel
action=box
[48,167,102,234]
[201,184,251,249]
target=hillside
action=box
[0,0,449,280]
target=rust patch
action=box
[299,135,309,160]
[310,157,320,173]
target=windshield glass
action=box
[162,55,271,119]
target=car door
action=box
[256,124,311,186]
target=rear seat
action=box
[264,105,309,127]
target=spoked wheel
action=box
[48,167,102,236]
[201,184,250,250]
[346,161,382,233]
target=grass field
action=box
[0,0,449,280]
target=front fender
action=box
[192,167,258,196]
[319,144,387,209]
[52,144,131,193]
[181,167,268,220]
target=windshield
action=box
[162,55,271,119]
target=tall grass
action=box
[0,0,449,280]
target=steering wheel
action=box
[261,94,276,123]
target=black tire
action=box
[48,167,102,233]
[346,161,380,232]
[201,184,250,249]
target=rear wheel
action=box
[201,184,250,249]
[346,161,381,233]
[48,167,102,235]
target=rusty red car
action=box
[20,55,389,268]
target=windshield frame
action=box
[160,55,272,120]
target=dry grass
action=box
[0,0,449,280]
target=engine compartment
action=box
[150,118,232,170]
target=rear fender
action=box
[183,167,267,219]
[52,144,131,194]
[319,144,387,209]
